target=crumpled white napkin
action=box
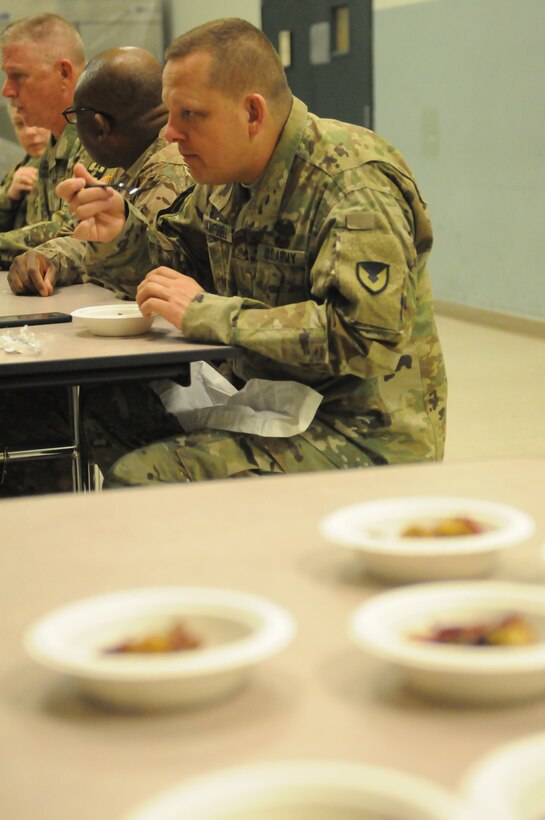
[151,361,323,437]
[0,325,44,356]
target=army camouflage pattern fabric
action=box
[0,153,41,232]
[0,123,105,266]
[35,126,194,298]
[75,95,447,487]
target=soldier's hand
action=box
[56,163,126,243]
[7,166,39,200]
[136,267,204,330]
[8,250,58,296]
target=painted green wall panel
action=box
[374,0,545,320]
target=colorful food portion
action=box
[417,613,536,646]
[103,621,202,654]
[401,516,485,538]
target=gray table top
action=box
[0,274,238,385]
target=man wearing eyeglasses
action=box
[8,46,193,299]
[0,13,105,266]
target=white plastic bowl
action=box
[349,581,545,704]
[462,732,545,820]
[125,760,474,820]
[24,587,296,710]
[320,496,534,583]
[71,303,154,336]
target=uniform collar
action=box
[116,128,164,187]
[42,123,80,171]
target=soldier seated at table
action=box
[0,13,108,267]
[40,17,447,490]
[8,45,194,298]
[0,46,193,497]
[0,103,50,232]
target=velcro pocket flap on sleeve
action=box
[345,212,377,230]
[335,227,407,336]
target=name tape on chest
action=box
[203,217,306,268]
[204,217,233,242]
[257,246,306,267]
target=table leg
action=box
[68,385,84,493]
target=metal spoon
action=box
[84,181,154,198]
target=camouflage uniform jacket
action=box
[35,128,194,297]
[67,97,448,464]
[0,153,41,232]
[0,124,105,267]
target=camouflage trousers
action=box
[106,425,352,487]
[82,382,378,488]
[1,381,380,496]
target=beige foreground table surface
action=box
[1,458,544,819]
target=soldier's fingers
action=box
[137,295,171,320]
[8,255,32,291]
[71,194,116,223]
[138,269,195,300]
[136,280,171,307]
[40,278,54,296]
[16,252,53,297]
[26,265,50,297]
[43,264,57,292]
[73,163,96,184]
[73,219,95,240]
[56,176,86,203]
[7,266,25,294]
[145,266,185,281]
[65,188,119,226]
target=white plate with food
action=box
[71,303,154,336]
[125,759,474,820]
[320,496,534,583]
[349,580,545,704]
[24,587,296,710]
[462,731,545,820]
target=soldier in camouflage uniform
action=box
[54,18,448,488]
[9,47,193,298]
[0,105,50,231]
[1,48,193,497]
[0,13,106,268]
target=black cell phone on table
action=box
[0,312,72,329]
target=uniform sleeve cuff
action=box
[182,292,244,344]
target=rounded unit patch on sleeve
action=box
[356,261,390,295]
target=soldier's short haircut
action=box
[0,13,86,69]
[165,18,291,111]
[75,48,163,125]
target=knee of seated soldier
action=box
[104,441,191,487]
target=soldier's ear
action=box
[58,60,73,81]
[245,94,266,137]
[94,113,112,140]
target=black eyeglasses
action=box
[62,106,113,125]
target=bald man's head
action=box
[72,47,166,169]
[75,47,163,123]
